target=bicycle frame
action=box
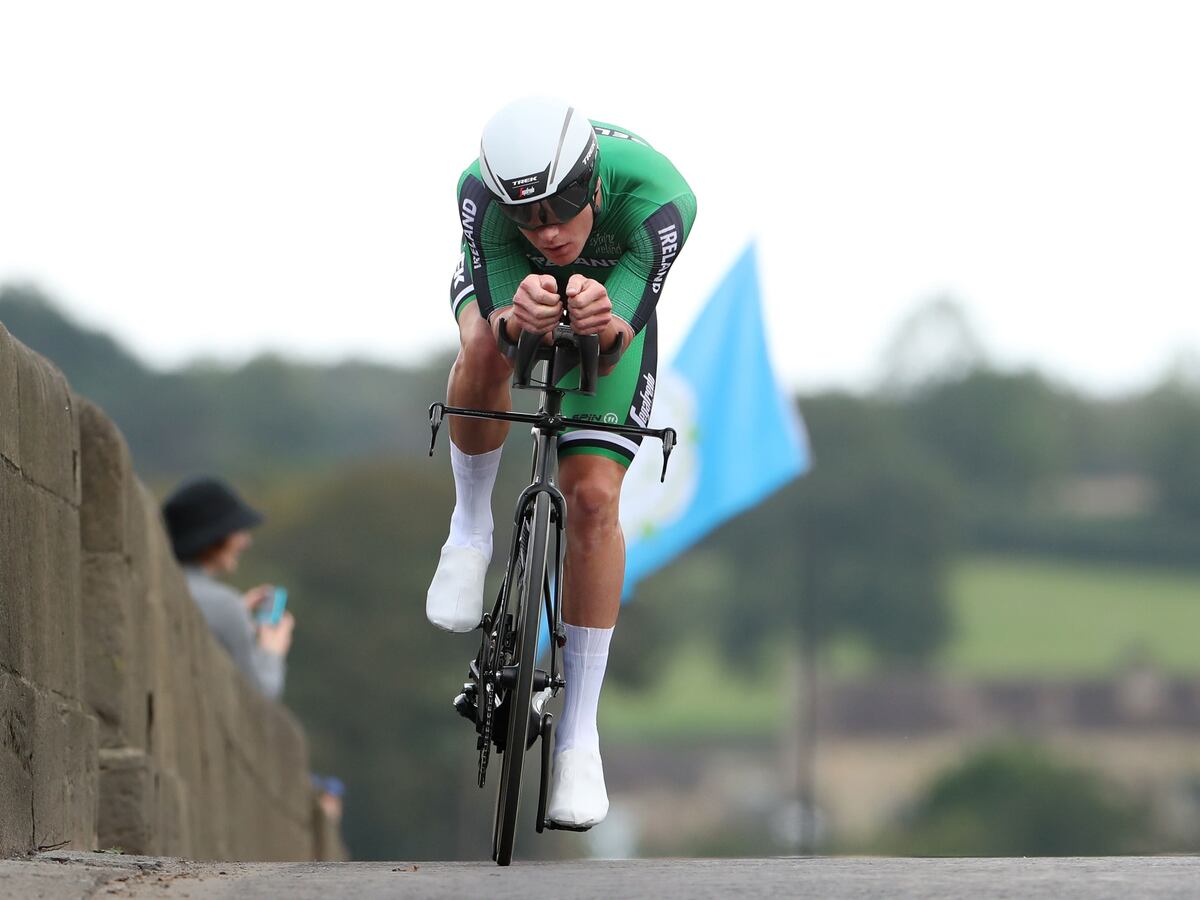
[429,326,677,865]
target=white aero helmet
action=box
[479,96,600,229]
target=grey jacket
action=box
[183,566,286,700]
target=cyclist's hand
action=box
[564,275,611,335]
[512,273,563,335]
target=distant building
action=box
[602,667,1200,855]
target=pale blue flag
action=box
[619,241,811,595]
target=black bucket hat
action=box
[162,477,264,562]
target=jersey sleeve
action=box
[603,191,697,335]
[448,241,475,319]
[456,172,533,320]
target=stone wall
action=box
[1,323,343,860]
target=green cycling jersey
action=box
[450,121,697,334]
[447,121,696,467]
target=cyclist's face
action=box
[518,181,600,267]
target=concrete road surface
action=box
[2,852,1197,899]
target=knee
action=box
[565,472,621,531]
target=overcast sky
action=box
[2,1,1197,395]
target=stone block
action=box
[77,398,131,554]
[0,478,82,695]
[0,323,19,466]
[81,553,146,750]
[264,706,312,823]
[32,691,98,851]
[268,805,312,862]
[142,489,178,602]
[142,599,177,770]
[0,469,34,676]
[223,753,256,861]
[97,747,155,854]
[154,767,192,858]
[192,728,232,861]
[124,484,156,753]
[125,480,152,610]
[0,674,34,856]
[32,492,83,698]
[182,678,224,860]
[208,639,245,740]
[13,339,78,504]
[235,688,271,778]
[166,652,203,812]
[63,714,99,851]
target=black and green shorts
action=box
[553,315,657,468]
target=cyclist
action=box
[427,96,696,828]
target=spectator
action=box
[162,476,294,700]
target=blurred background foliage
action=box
[5,283,1200,859]
[878,743,1153,857]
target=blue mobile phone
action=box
[256,587,287,626]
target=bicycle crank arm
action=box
[535,712,553,834]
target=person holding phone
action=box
[162,476,295,700]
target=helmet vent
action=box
[548,106,575,185]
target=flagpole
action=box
[797,551,818,855]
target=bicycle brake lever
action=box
[660,428,676,482]
[428,403,444,457]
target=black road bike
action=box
[428,282,676,866]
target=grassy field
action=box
[601,640,793,740]
[942,554,1200,677]
[601,554,1200,738]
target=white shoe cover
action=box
[547,747,609,828]
[425,545,488,633]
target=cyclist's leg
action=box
[447,297,513,452]
[559,454,627,629]
[546,314,657,826]
[546,454,624,827]
[427,260,514,633]
[556,309,656,625]
[447,241,513,451]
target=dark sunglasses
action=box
[496,171,594,229]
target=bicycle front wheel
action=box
[492,491,551,866]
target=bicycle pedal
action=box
[453,690,476,722]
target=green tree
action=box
[883,743,1151,856]
[1141,383,1200,522]
[243,459,490,860]
[908,368,1072,507]
[0,285,453,479]
[711,393,960,666]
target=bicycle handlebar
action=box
[498,273,621,396]
[429,401,678,482]
[577,332,600,396]
[512,329,542,389]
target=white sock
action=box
[555,623,613,757]
[446,443,502,559]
